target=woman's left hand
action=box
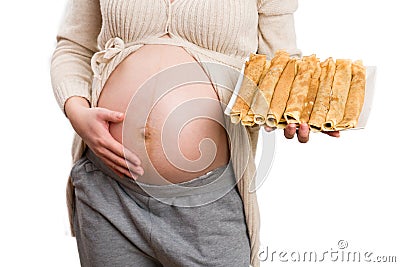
[263,123,340,143]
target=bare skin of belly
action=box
[97,34,231,185]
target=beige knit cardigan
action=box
[50,0,301,266]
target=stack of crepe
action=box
[229,51,366,132]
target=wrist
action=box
[65,96,90,120]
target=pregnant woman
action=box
[49,0,328,266]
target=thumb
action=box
[97,108,124,122]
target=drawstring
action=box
[165,0,172,33]
[91,37,126,79]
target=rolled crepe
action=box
[266,58,297,127]
[308,57,336,132]
[277,117,288,129]
[241,113,256,126]
[299,57,322,123]
[322,59,352,131]
[283,55,318,124]
[336,60,366,130]
[241,59,271,126]
[230,53,267,124]
[257,58,271,87]
[251,50,290,124]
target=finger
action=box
[100,155,137,179]
[106,136,142,167]
[121,146,142,167]
[322,130,340,137]
[297,123,310,143]
[93,135,144,177]
[95,128,139,165]
[284,123,297,139]
[91,121,144,176]
[263,125,276,132]
[97,108,125,123]
[104,147,145,177]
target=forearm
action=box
[258,13,301,58]
[50,38,94,114]
[257,0,301,59]
[50,0,101,115]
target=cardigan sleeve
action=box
[50,0,102,115]
[256,0,302,59]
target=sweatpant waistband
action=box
[84,148,238,206]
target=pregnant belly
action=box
[97,36,230,185]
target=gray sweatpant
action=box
[70,148,251,267]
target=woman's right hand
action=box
[264,123,340,143]
[64,96,144,179]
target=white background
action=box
[0,0,399,266]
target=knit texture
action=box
[50,1,301,266]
